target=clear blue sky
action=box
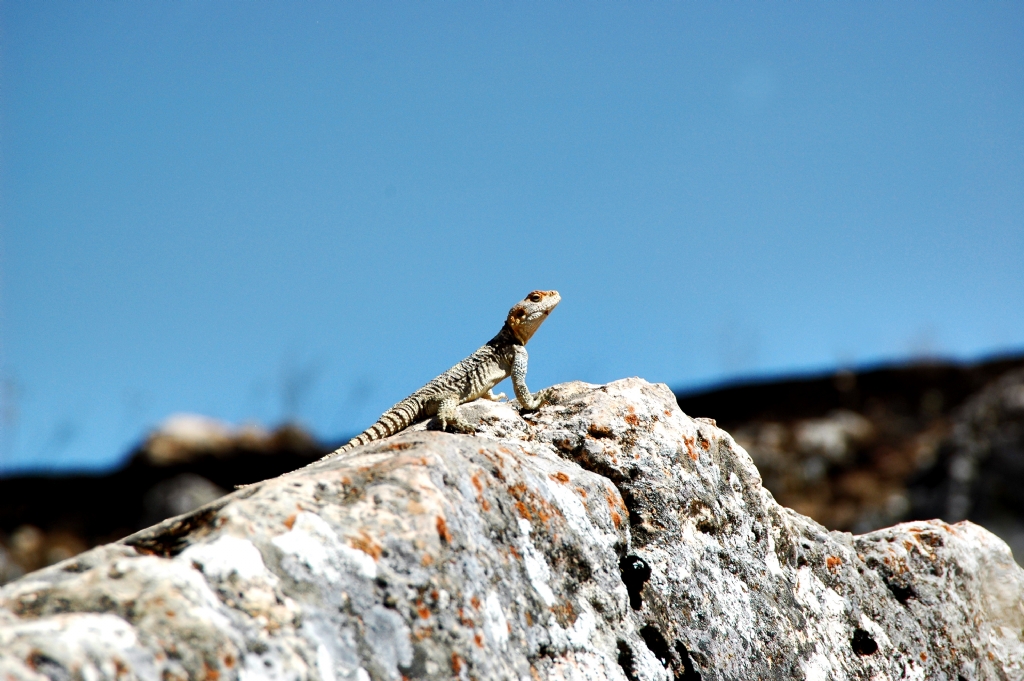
[2,3,1022,473]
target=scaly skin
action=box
[321,290,560,460]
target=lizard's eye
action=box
[529,294,541,302]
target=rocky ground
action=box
[1,378,1023,680]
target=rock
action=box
[0,525,90,580]
[793,410,876,464]
[910,367,1024,561]
[143,415,317,466]
[1,378,1022,680]
[0,544,21,585]
[141,473,228,526]
[143,414,237,465]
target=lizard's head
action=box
[507,290,560,344]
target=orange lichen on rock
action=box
[684,435,698,461]
[436,516,453,544]
[348,530,382,560]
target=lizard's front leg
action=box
[435,394,477,434]
[511,345,549,410]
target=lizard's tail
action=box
[322,395,424,460]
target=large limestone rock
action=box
[1,379,1022,680]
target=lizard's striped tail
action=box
[323,395,424,459]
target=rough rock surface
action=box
[1,379,1022,680]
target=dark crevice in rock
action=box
[532,643,553,659]
[28,652,71,681]
[573,447,627,483]
[398,645,428,679]
[640,624,672,668]
[616,640,640,681]
[688,500,721,535]
[886,580,915,604]
[619,554,651,610]
[674,641,703,681]
[122,500,228,557]
[695,519,719,535]
[560,544,594,591]
[619,488,648,536]
[851,628,878,656]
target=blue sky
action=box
[2,3,1022,472]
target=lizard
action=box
[320,289,560,460]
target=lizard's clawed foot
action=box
[436,418,478,435]
[516,388,553,412]
[483,389,508,402]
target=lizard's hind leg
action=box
[435,394,477,434]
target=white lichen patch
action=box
[179,535,271,582]
[566,610,596,649]
[1,614,155,679]
[728,471,745,503]
[317,643,337,681]
[483,591,509,648]
[518,518,556,606]
[764,528,784,577]
[543,473,616,549]
[800,651,832,681]
[272,511,377,581]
